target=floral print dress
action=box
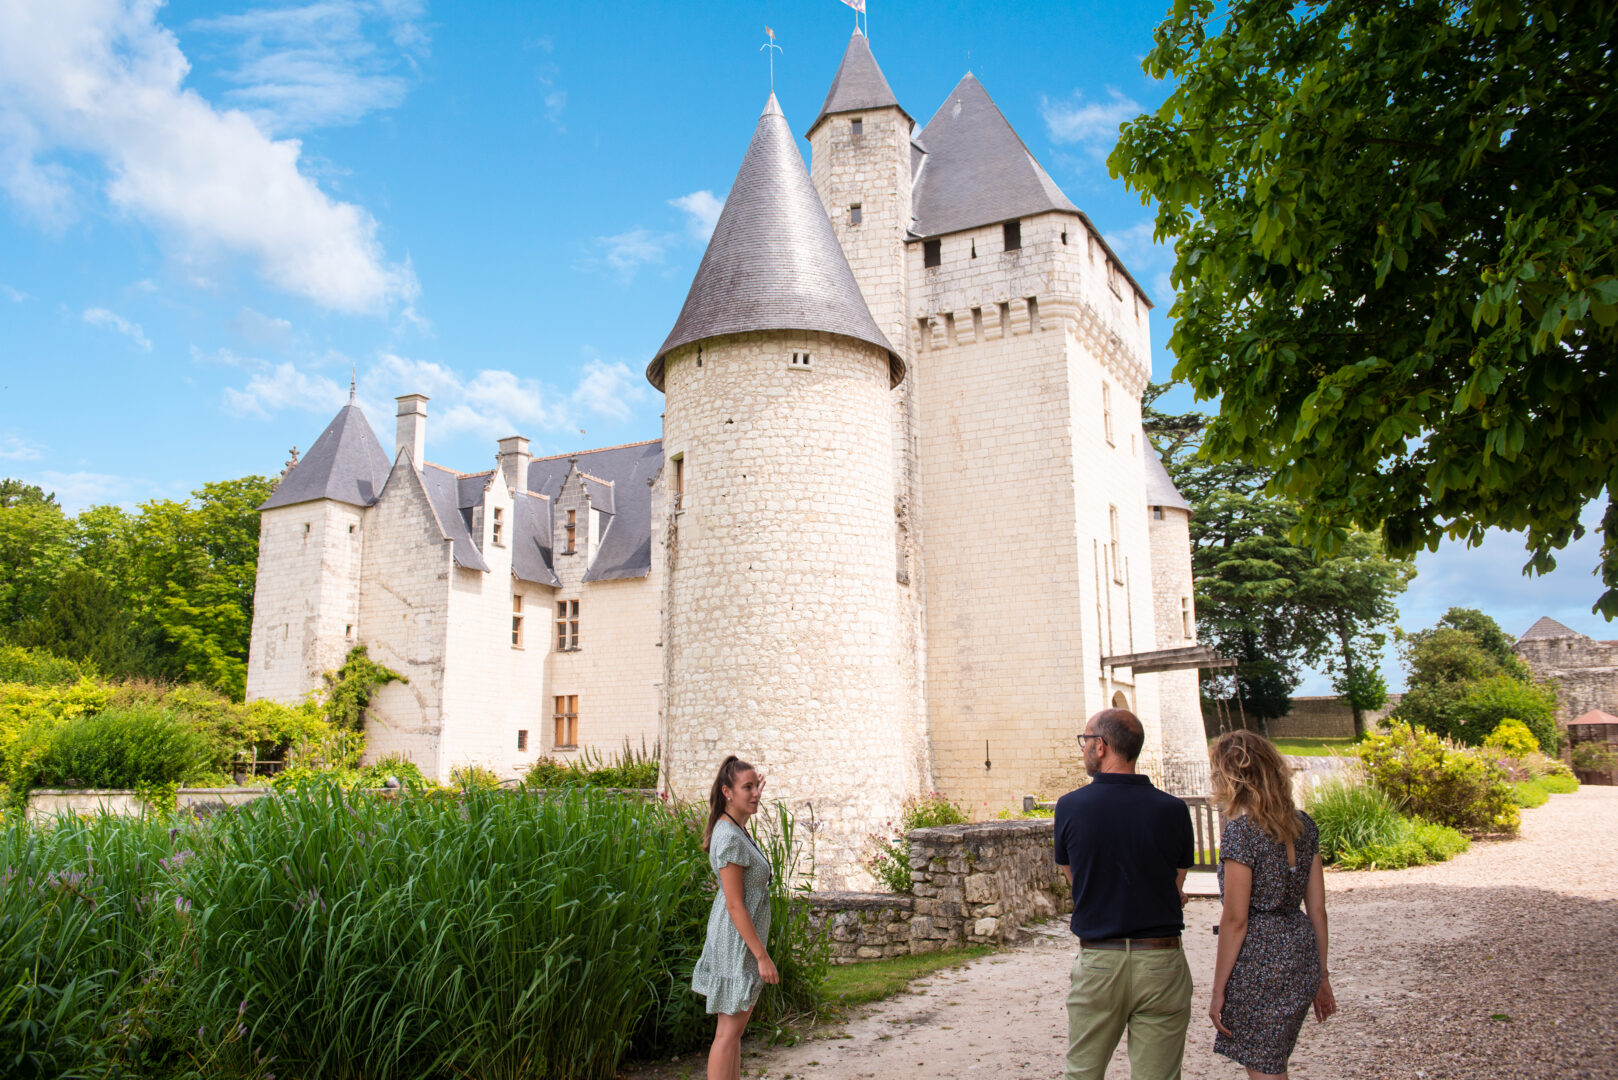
[691,817,773,1016]
[1215,812,1323,1074]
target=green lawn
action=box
[1269,737,1360,757]
[822,945,997,1007]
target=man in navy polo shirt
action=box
[1054,708,1195,1079]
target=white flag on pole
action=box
[839,0,866,11]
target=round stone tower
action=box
[1144,442,1208,777]
[650,94,913,885]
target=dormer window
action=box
[849,203,862,225]
[923,239,941,268]
[564,509,577,554]
[791,352,812,369]
[1004,221,1021,251]
[491,506,504,546]
[851,118,863,136]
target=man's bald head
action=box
[1089,708,1145,762]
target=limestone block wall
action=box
[811,105,933,800]
[808,892,917,962]
[246,500,365,704]
[357,460,453,778]
[660,330,913,888]
[1146,508,1207,770]
[1515,636,1618,723]
[544,575,662,763]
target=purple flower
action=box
[174,895,193,915]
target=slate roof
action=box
[1519,616,1585,642]
[510,491,559,587]
[261,404,391,510]
[910,73,1078,239]
[808,29,911,135]
[528,440,664,582]
[649,94,901,391]
[422,464,490,573]
[1143,434,1191,512]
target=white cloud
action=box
[544,89,567,129]
[230,306,293,347]
[588,227,671,280]
[1,282,30,302]
[1040,88,1141,158]
[83,306,152,351]
[570,358,646,422]
[670,189,724,242]
[0,0,416,314]
[222,360,346,417]
[528,35,566,131]
[0,434,44,461]
[188,1,426,134]
[33,469,147,512]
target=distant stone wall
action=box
[1205,694,1402,740]
[810,818,1070,963]
[27,787,273,821]
[1515,635,1618,724]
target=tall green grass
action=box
[0,786,827,1079]
[1306,778,1470,870]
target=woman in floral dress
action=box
[1209,731,1336,1078]
[692,755,775,1080]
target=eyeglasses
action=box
[1077,734,1106,745]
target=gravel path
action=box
[626,786,1618,1080]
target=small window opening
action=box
[944,313,957,347]
[1061,229,1068,245]
[971,307,983,341]
[1109,506,1123,583]
[348,524,355,534]
[696,346,702,368]
[1102,382,1115,446]
[970,239,977,258]
[564,509,577,554]
[556,599,579,650]
[923,239,941,268]
[1026,296,1040,332]
[672,455,685,510]
[344,624,353,638]
[1107,260,1122,297]
[491,506,504,546]
[517,729,529,751]
[1181,596,1194,639]
[849,203,862,225]
[552,694,578,748]
[998,301,1011,336]
[512,594,524,647]
[1004,221,1021,251]
[850,118,863,136]
[791,352,813,368]
[1152,506,1165,521]
[303,523,311,534]
[917,316,932,351]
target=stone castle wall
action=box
[660,330,914,887]
[1516,635,1618,724]
[1146,507,1207,771]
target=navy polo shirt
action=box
[1053,772,1195,940]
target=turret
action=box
[652,93,913,886]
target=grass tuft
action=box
[822,946,997,1007]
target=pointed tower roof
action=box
[649,94,901,390]
[1143,431,1191,513]
[808,29,910,136]
[911,73,1079,238]
[261,403,391,510]
[1519,616,1586,642]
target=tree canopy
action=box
[1394,606,1559,749]
[1112,0,1618,613]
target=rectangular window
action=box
[565,509,577,554]
[1107,259,1122,297]
[556,599,579,650]
[672,455,685,510]
[849,203,862,225]
[850,117,863,136]
[923,239,941,268]
[511,594,524,647]
[553,695,578,748]
[1152,506,1165,521]
[791,351,812,368]
[492,506,504,546]
[1102,382,1115,446]
[1109,506,1123,583]
[1004,221,1021,251]
[517,729,529,751]
[1181,596,1194,639]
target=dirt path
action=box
[629,786,1618,1080]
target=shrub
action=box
[1411,819,1471,861]
[0,645,93,686]
[1540,773,1579,794]
[864,793,969,894]
[23,704,214,791]
[1358,723,1520,833]
[1306,778,1409,862]
[451,764,504,790]
[1512,779,1550,808]
[902,792,969,830]
[1484,718,1540,756]
[1572,742,1618,773]
[1452,675,1560,752]
[526,740,660,790]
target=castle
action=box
[1515,616,1618,723]
[246,31,1207,884]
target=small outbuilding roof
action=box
[1144,434,1190,513]
[1572,709,1618,727]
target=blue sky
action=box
[1,0,1610,689]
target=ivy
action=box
[320,645,406,733]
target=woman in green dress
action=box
[692,755,777,1080]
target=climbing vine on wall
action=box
[321,645,406,732]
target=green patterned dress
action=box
[691,817,774,1015]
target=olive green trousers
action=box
[1064,944,1193,1079]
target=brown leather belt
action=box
[1080,936,1181,951]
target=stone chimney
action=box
[395,394,428,465]
[497,435,532,493]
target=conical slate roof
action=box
[649,94,901,390]
[1519,615,1585,642]
[808,29,910,135]
[1143,432,1191,512]
[261,403,391,510]
[910,73,1079,238]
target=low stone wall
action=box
[1205,694,1403,740]
[810,818,1071,963]
[26,787,273,821]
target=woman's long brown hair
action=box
[702,755,755,851]
[1209,730,1302,863]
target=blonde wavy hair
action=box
[1209,730,1302,861]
